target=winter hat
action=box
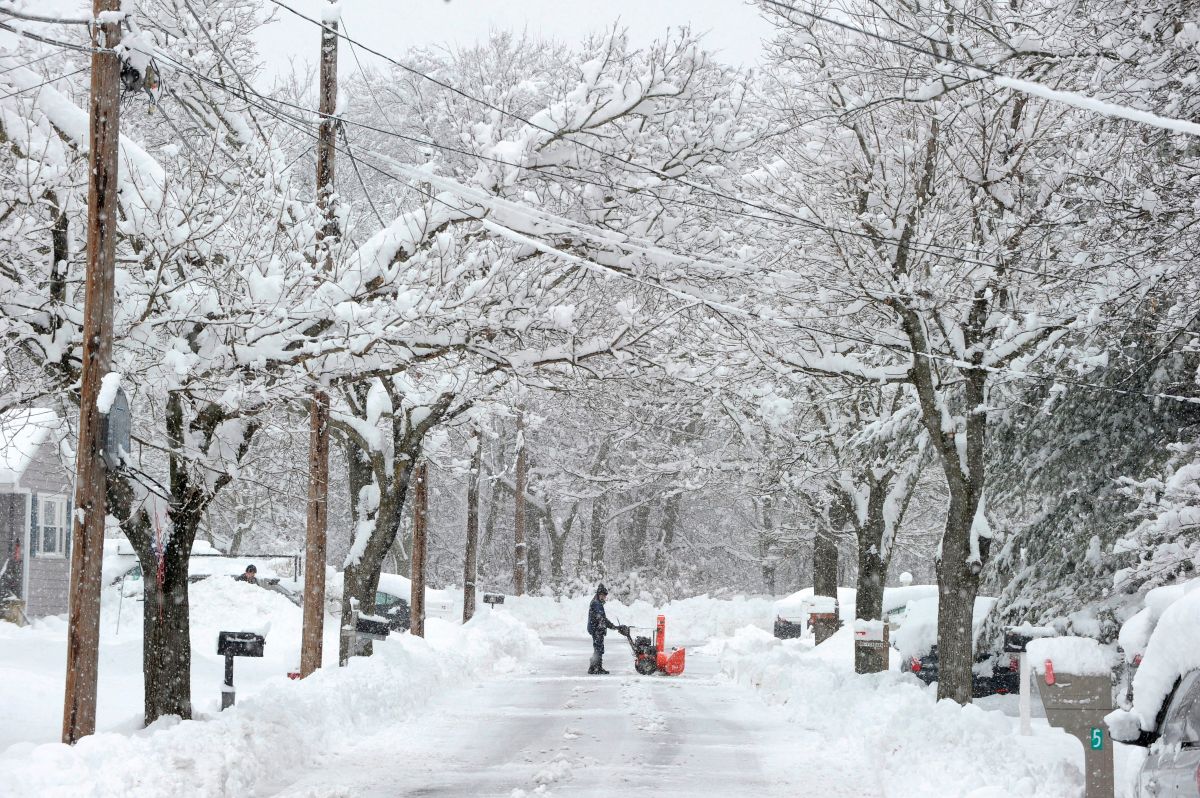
[596,583,608,596]
[245,564,257,573]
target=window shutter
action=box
[28,492,39,556]
[64,499,72,559]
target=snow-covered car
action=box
[377,572,456,621]
[1108,579,1200,796]
[1131,668,1200,797]
[327,571,458,625]
[374,589,411,632]
[894,595,1021,697]
[772,584,939,639]
[1117,578,1200,705]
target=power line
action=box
[0,6,90,25]
[9,16,1189,406]
[264,0,1190,290]
[756,0,1200,138]
[147,49,1200,408]
[0,65,87,100]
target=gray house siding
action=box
[13,431,74,617]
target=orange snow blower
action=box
[619,614,686,676]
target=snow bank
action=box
[0,575,541,797]
[709,627,1087,797]
[1027,637,1111,677]
[0,609,540,797]
[500,593,775,640]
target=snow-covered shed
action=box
[0,407,75,619]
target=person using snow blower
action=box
[586,584,627,675]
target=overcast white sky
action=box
[254,0,772,80]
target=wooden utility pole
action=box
[300,1,339,679]
[462,430,482,622]
[62,0,122,746]
[410,461,428,637]
[513,412,527,596]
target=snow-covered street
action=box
[267,636,805,798]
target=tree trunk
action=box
[657,490,682,572]
[340,460,410,663]
[854,482,891,674]
[139,512,197,724]
[813,526,840,645]
[463,431,482,623]
[935,489,984,703]
[549,528,566,584]
[629,501,652,571]
[589,495,606,571]
[587,436,611,573]
[481,461,503,583]
[526,517,543,594]
[513,412,527,595]
[410,461,428,637]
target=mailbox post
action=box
[217,631,265,710]
[1027,637,1114,798]
[340,610,390,663]
[1003,626,1056,735]
[482,593,505,610]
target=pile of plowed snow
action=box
[706,627,1108,798]
[0,577,541,797]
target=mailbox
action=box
[482,593,505,606]
[355,615,390,642]
[1027,637,1114,798]
[1003,625,1056,653]
[853,619,889,673]
[218,631,265,658]
[217,631,265,710]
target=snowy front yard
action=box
[0,584,1143,797]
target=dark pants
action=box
[590,633,605,671]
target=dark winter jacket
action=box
[587,596,615,638]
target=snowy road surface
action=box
[265,636,818,798]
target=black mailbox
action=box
[483,593,505,606]
[217,631,265,711]
[356,615,390,640]
[218,631,265,658]
[1004,626,1056,653]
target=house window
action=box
[37,495,68,557]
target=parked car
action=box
[327,571,457,629]
[772,584,939,640]
[1109,578,1200,796]
[1133,668,1200,796]
[906,645,1022,697]
[374,589,411,632]
[893,595,1023,697]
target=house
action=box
[0,407,74,619]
